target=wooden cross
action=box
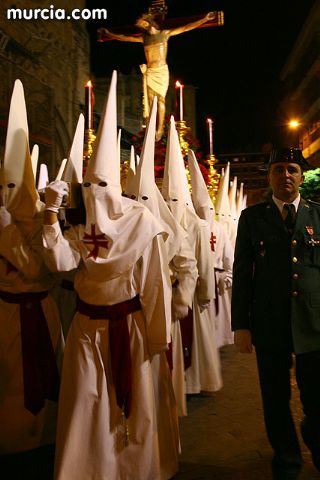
[97,3,224,41]
[148,0,168,22]
[96,1,224,142]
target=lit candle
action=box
[207,117,214,156]
[85,80,94,130]
[175,80,184,121]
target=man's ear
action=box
[300,174,304,186]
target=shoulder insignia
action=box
[306,199,320,207]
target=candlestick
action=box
[205,118,219,202]
[85,80,94,130]
[83,80,96,174]
[175,81,184,121]
[206,154,220,203]
[83,129,96,174]
[175,120,190,158]
[207,117,214,157]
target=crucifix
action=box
[97,1,224,142]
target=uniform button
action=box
[292,257,298,263]
[292,291,298,297]
[293,273,299,280]
[292,239,297,246]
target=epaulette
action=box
[306,199,320,207]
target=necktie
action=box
[283,203,296,232]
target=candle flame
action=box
[175,80,184,88]
[207,117,213,124]
[85,80,93,87]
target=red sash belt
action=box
[179,307,193,370]
[76,295,141,419]
[0,290,60,415]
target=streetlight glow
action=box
[288,119,300,129]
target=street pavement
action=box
[1,344,320,479]
[175,344,320,480]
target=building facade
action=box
[215,152,269,206]
[279,0,320,167]
[0,0,90,179]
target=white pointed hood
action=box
[229,176,238,222]
[188,149,215,224]
[215,161,231,224]
[82,71,123,236]
[117,128,121,167]
[56,158,67,181]
[127,101,184,262]
[0,79,41,220]
[131,96,161,217]
[123,144,136,197]
[31,144,39,181]
[242,193,247,210]
[162,116,187,223]
[75,71,164,280]
[178,145,195,214]
[62,113,84,183]
[228,176,238,247]
[236,182,244,218]
[37,163,49,191]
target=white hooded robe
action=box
[43,202,173,480]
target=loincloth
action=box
[140,64,169,118]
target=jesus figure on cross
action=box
[98,11,215,142]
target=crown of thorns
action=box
[136,13,159,28]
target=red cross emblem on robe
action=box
[210,232,216,252]
[83,224,109,259]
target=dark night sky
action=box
[87,0,316,154]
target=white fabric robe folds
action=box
[0,219,61,454]
[43,220,174,480]
[169,235,197,416]
[210,219,234,348]
[181,210,223,394]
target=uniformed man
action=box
[231,147,320,480]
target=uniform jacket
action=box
[231,197,320,354]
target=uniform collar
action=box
[272,194,300,215]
